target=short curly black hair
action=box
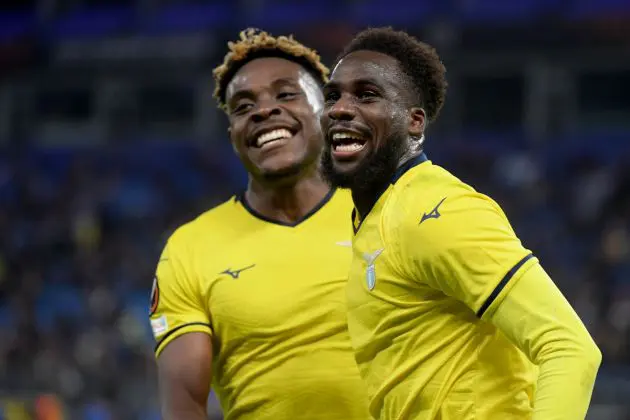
[213,28,329,111]
[336,27,447,123]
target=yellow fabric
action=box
[491,263,601,420]
[347,158,538,419]
[152,242,213,355]
[150,189,370,420]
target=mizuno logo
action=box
[335,240,352,247]
[220,264,256,279]
[420,197,447,224]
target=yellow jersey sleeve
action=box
[150,236,212,358]
[393,188,537,317]
[491,262,601,419]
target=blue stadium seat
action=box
[0,11,36,42]
[566,0,630,19]
[455,0,562,22]
[0,305,12,329]
[46,6,134,40]
[35,284,85,332]
[349,0,435,26]
[138,3,232,35]
[243,0,340,29]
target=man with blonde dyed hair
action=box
[149,29,369,420]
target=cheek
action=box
[230,137,248,159]
[309,114,323,135]
[363,106,393,136]
[229,120,246,142]
[296,107,322,135]
[388,107,408,133]
[319,109,330,129]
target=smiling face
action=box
[320,50,425,191]
[225,56,325,184]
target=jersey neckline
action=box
[237,187,337,228]
[352,152,429,234]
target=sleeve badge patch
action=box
[149,277,160,316]
[151,315,168,337]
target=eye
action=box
[324,91,340,104]
[359,90,378,101]
[278,91,298,100]
[232,102,253,114]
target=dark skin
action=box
[320,50,426,218]
[157,333,212,420]
[156,56,330,420]
[227,56,330,223]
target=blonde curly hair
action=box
[213,28,329,111]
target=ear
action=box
[408,107,426,138]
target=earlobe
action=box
[408,107,426,137]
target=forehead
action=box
[329,50,403,88]
[226,56,307,97]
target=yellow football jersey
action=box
[150,189,370,420]
[347,154,539,420]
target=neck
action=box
[245,171,332,224]
[351,184,386,221]
[352,148,424,220]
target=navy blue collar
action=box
[238,188,336,227]
[352,152,428,234]
[392,152,428,184]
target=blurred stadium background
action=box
[0,0,629,419]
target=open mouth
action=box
[253,128,294,149]
[330,132,367,157]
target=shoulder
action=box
[164,196,243,257]
[382,162,470,228]
[385,162,511,247]
[156,198,241,289]
[402,162,475,206]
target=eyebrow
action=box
[324,77,383,90]
[229,77,300,102]
[271,77,300,87]
[228,89,253,104]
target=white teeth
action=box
[256,129,292,147]
[331,131,365,154]
[335,143,365,152]
[332,132,361,142]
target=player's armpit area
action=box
[155,322,213,358]
[157,332,213,420]
[490,263,602,420]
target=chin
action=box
[321,150,358,188]
[323,171,356,189]
[258,161,306,183]
[321,143,400,192]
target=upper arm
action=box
[150,238,214,418]
[490,262,601,365]
[150,240,213,356]
[157,332,213,420]
[396,190,536,316]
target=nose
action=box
[327,95,356,121]
[251,100,281,123]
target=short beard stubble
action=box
[320,131,407,194]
